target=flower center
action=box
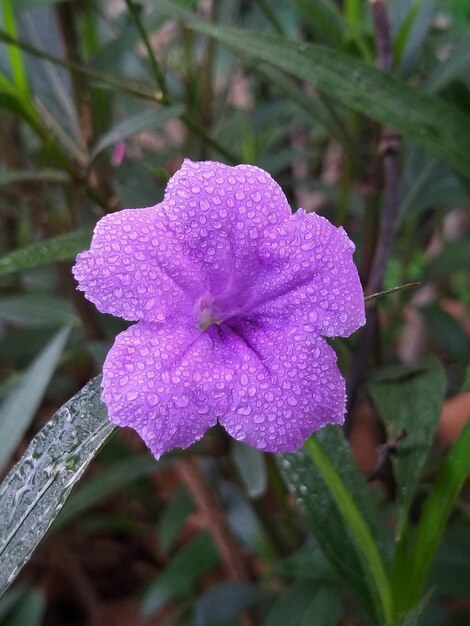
[196,291,222,331]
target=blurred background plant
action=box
[0,0,469,625]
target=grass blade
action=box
[155,2,470,178]
[0,229,91,277]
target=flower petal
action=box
[252,209,365,337]
[161,159,291,305]
[102,321,233,459]
[218,318,346,453]
[73,208,204,323]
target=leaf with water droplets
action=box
[0,376,115,597]
[156,1,470,179]
[0,229,91,277]
[277,426,389,623]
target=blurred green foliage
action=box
[0,1,469,625]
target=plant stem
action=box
[124,0,170,103]
[346,0,402,425]
[178,458,259,626]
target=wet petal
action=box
[162,159,291,307]
[102,321,233,459]
[73,208,204,323]
[218,318,346,453]
[251,209,365,337]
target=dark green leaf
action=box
[14,0,73,9]
[0,169,68,187]
[0,229,91,277]
[141,533,219,617]
[0,376,114,596]
[0,296,77,329]
[0,327,71,471]
[274,547,338,583]
[391,595,431,626]
[1,587,45,626]
[154,3,470,178]
[264,580,319,626]
[231,440,267,499]
[91,105,185,161]
[429,523,470,597]
[256,65,356,161]
[425,237,470,279]
[278,426,389,623]
[396,0,436,76]
[290,0,345,47]
[157,486,194,556]
[407,420,470,606]
[298,584,341,626]
[421,305,470,364]
[427,32,470,93]
[369,357,446,538]
[192,582,260,626]
[54,454,161,530]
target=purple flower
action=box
[73,160,365,458]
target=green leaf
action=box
[298,584,341,626]
[0,587,23,620]
[154,2,470,179]
[407,420,470,606]
[141,533,219,617]
[391,594,431,626]
[290,0,345,47]
[427,32,470,93]
[274,547,338,583]
[0,376,114,596]
[231,440,267,499]
[2,0,29,99]
[421,305,470,364]
[54,454,161,530]
[0,295,78,329]
[369,357,446,538]
[278,426,391,623]
[264,580,318,626]
[429,523,470,597]
[0,326,71,471]
[0,169,69,187]
[265,580,341,626]
[424,236,470,279]
[256,65,356,162]
[15,0,72,9]
[462,366,470,392]
[91,104,184,161]
[396,0,436,76]
[0,229,91,277]
[1,587,45,626]
[193,582,260,626]
[157,486,194,556]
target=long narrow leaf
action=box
[2,0,29,98]
[407,420,470,606]
[91,105,184,161]
[0,327,71,471]
[153,2,470,179]
[278,426,391,623]
[304,436,393,623]
[0,229,91,277]
[0,376,114,597]
[0,169,69,187]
